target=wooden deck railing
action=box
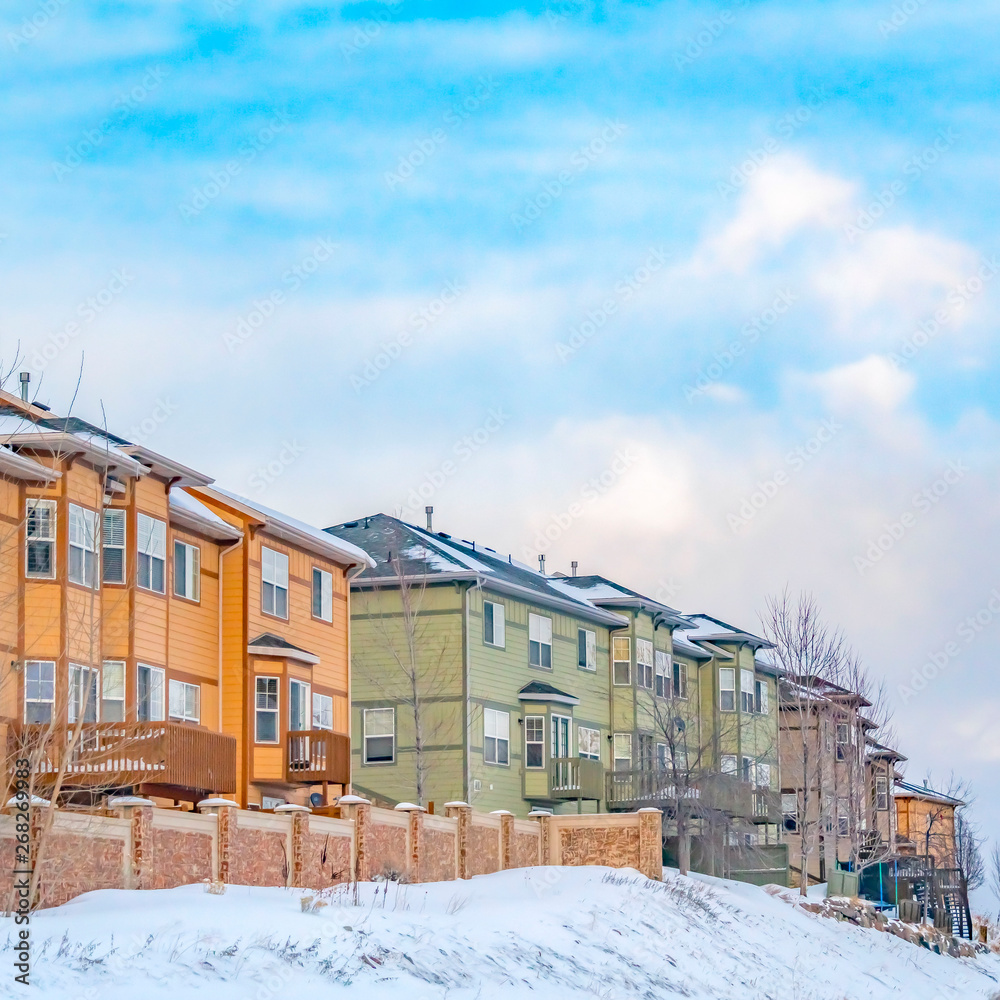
[606,768,768,820]
[286,730,350,785]
[549,757,605,801]
[8,722,236,795]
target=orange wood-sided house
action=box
[894,780,964,870]
[0,388,372,809]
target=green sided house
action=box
[323,514,628,816]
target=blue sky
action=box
[2,0,999,904]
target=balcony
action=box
[606,769,763,819]
[549,757,604,802]
[286,730,350,785]
[9,722,236,797]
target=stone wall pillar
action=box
[528,810,551,866]
[445,801,472,879]
[275,804,311,888]
[637,808,663,882]
[338,795,371,882]
[109,796,154,890]
[197,798,238,884]
[491,810,514,869]
[395,803,426,883]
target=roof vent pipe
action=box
[571,560,578,577]
[425,506,433,531]
[538,554,546,574]
[19,372,29,402]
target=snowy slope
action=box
[3,867,999,999]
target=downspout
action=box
[345,559,370,797]
[218,538,243,732]
[463,577,483,803]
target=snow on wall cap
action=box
[394,802,425,811]
[636,807,663,814]
[5,795,50,807]
[443,801,470,808]
[273,803,311,813]
[108,796,154,807]
[526,810,552,817]
[337,795,371,805]
[197,797,238,810]
[489,809,514,816]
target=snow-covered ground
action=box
[3,867,999,999]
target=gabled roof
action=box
[324,514,628,628]
[549,574,688,626]
[678,613,773,649]
[518,681,580,706]
[0,445,60,484]
[248,633,320,665]
[895,780,965,807]
[169,488,242,542]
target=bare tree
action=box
[989,843,1000,922]
[955,810,985,892]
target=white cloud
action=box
[798,355,916,414]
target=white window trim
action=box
[636,638,654,690]
[363,706,396,764]
[24,660,55,723]
[102,660,126,722]
[483,707,510,766]
[262,546,290,619]
[740,668,755,713]
[578,628,597,671]
[25,499,56,580]
[524,714,545,769]
[312,567,333,623]
[550,713,571,761]
[721,754,737,776]
[484,600,506,648]
[68,504,99,589]
[719,668,736,712]
[255,675,280,744]
[168,679,201,723]
[528,613,552,669]
[102,508,126,585]
[312,692,334,731]
[577,725,600,761]
[613,732,633,770]
[612,636,631,686]
[654,649,670,697]
[68,663,99,723]
[289,678,311,732]
[173,540,201,602]
[137,513,167,594]
[137,663,166,722]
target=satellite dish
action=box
[309,792,324,808]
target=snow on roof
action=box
[169,488,241,537]
[209,487,375,568]
[402,542,495,575]
[549,579,629,602]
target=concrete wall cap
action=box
[197,798,238,810]
[489,809,514,816]
[526,810,552,817]
[443,801,470,808]
[338,795,371,805]
[636,807,663,814]
[273,803,311,813]
[5,795,50,807]
[108,796,154,808]
[394,802,425,812]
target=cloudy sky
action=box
[2,1,998,903]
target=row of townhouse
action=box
[0,387,373,810]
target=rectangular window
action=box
[363,707,395,763]
[483,708,510,765]
[102,660,125,722]
[613,733,632,771]
[312,568,333,622]
[721,754,737,776]
[173,541,201,601]
[740,669,755,713]
[289,679,310,731]
[528,613,552,668]
[578,726,600,761]
[836,722,849,760]
[484,600,506,647]
[68,664,98,723]
[654,650,670,697]
[69,504,99,588]
[102,508,126,584]
[782,792,799,832]
[612,636,631,685]
[656,742,668,770]
[719,668,736,712]
[137,664,165,722]
[636,639,654,689]
[838,797,849,836]
[312,692,333,730]
[756,762,771,788]
[524,715,544,768]
[255,676,279,743]
[875,775,889,811]
[742,756,754,783]
[24,660,55,724]
[137,513,167,593]
[673,660,688,699]
[577,628,596,670]
[168,679,200,723]
[755,678,769,714]
[261,547,289,618]
[25,499,56,579]
[550,714,570,760]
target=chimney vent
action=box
[538,554,546,574]
[571,560,578,577]
[18,372,29,402]
[425,506,434,531]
